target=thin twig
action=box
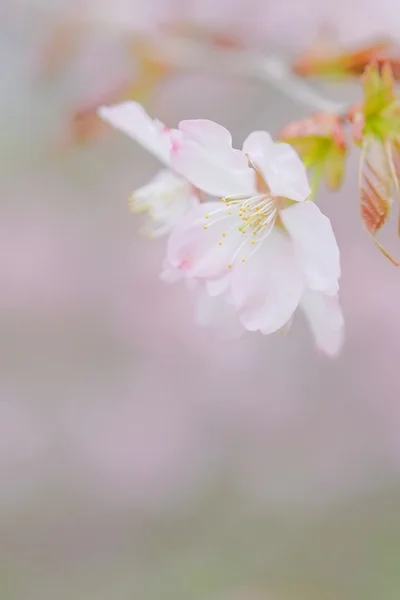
[157,35,347,114]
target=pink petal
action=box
[206,274,231,297]
[167,203,243,279]
[178,120,251,172]
[243,131,310,201]
[280,201,340,296]
[178,120,235,151]
[160,260,184,284]
[171,120,256,197]
[231,230,304,334]
[300,289,344,357]
[98,102,173,166]
[242,130,275,157]
[172,141,256,197]
[132,169,196,237]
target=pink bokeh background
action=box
[1,2,400,599]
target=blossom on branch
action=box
[166,121,344,356]
[99,99,344,355]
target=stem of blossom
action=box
[157,36,347,114]
[385,139,400,237]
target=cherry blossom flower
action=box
[98,103,248,335]
[166,121,344,356]
[98,101,199,236]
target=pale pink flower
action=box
[167,122,344,356]
[98,101,199,236]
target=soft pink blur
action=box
[1,2,400,600]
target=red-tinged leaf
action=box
[280,113,347,192]
[37,21,83,81]
[389,138,400,235]
[324,143,346,190]
[68,108,107,146]
[362,62,395,118]
[391,138,400,180]
[375,55,400,81]
[58,37,173,148]
[58,80,135,147]
[293,38,393,79]
[281,113,345,145]
[346,103,365,145]
[360,138,399,264]
[360,139,393,233]
[352,63,400,142]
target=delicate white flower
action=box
[167,122,344,356]
[98,101,199,236]
[129,169,197,238]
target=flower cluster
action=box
[99,101,344,357]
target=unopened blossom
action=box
[98,101,199,237]
[166,121,344,356]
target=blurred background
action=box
[2,2,400,599]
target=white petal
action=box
[132,169,196,238]
[280,201,340,295]
[172,141,256,197]
[178,120,252,172]
[171,120,256,197]
[160,260,184,283]
[167,202,243,279]
[178,119,234,150]
[243,131,310,202]
[300,289,344,357]
[231,230,304,334]
[242,130,275,157]
[206,274,231,297]
[195,289,245,340]
[98,101,173,165]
